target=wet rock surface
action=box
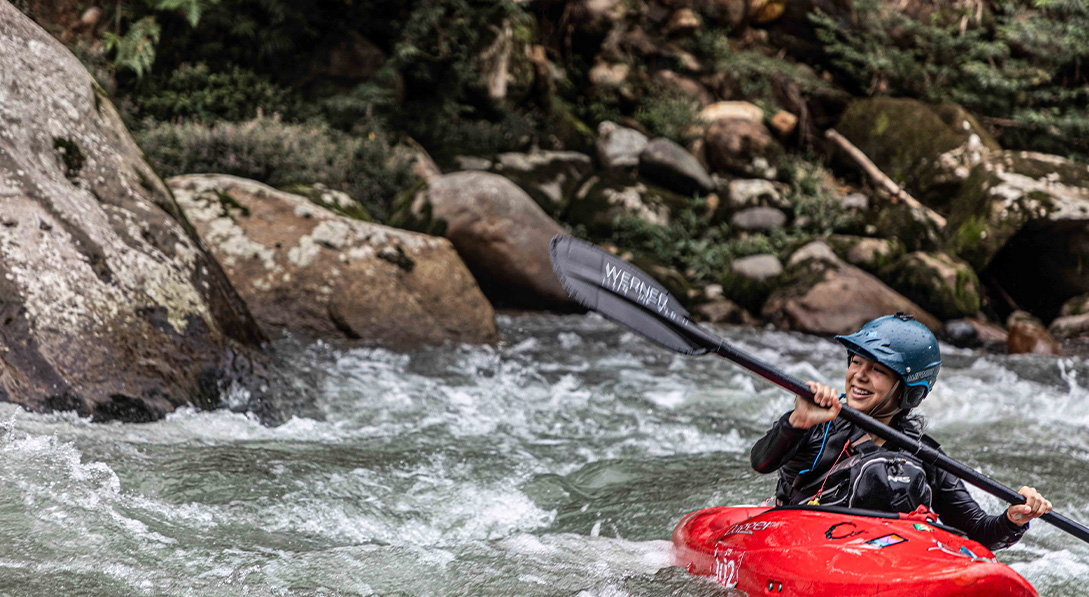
[0,3,265,421]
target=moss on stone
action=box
[718,266,778,313]
[53,137,84,180]
[931,103,1001,151]
[836,98,980,204]
[549,98,596,153]
[213,190,251,218]
[388,178,443,236]
[1061,294,1089,317]
[280,183,373,222]
[946,154,1069,270]
[827,235,905,273]
[880,252,980,320]
[564,171,691,236]
[871,204,940,252]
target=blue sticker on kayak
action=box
[867,534,907,548]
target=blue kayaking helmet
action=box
[835,313,941,410]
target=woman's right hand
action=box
[788,381,841,429]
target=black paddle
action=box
[549,234,1089,544]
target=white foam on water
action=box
[0,314,1086,596]
[559,331,584,349]
[1012,548,1089,586]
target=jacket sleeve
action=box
[750,411,810,473]
[929,466,1028,551]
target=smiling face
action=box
[845,354,901,419]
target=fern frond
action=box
[104,16,162,77]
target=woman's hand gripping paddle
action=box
[549,234,1089,544]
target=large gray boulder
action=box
[170,175,497,348]
[596,121,649,169]
[393,172,575,309]
[0,3,265,421]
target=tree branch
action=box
[825,128,947,229]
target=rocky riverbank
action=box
[4,0,1088,421]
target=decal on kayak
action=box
[913,523,933,532]
[867,533,907,548]
[712,547,744,588]
[721,520,781,537]
[825,521,865,540]
[928,541,998,563]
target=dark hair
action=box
[890,410,927,435]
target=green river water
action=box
[0,314,1085,596]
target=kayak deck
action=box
[673,505,1036,596]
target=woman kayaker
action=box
[750,313,1052,550]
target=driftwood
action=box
[825,128,947,229]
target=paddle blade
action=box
[549,235,709,355]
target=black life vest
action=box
[791,438,933,513]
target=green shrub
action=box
[811,0,1089,159]
[601,202,809,286]
[127,63,301,125]
[136,116,415,221]
[406,106,539,163]
[633,85,702,145]
[779,157,855,235]
[712,49,840,112]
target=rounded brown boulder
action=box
[763,242,941,335]
[171,175,497,348]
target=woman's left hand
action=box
[1006,486,1052,526]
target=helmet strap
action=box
[866,379,903,421]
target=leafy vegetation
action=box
[124,63,300,125]
[136,116,414,220]
[811,0,1089,159]
[633,85,702,146]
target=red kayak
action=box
[673,505,1036,596]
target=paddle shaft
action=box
[661,311,1089,543]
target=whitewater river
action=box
[0,314,1086,596]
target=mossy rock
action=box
[836,98,993,210]
[491,150,594,216]
[880,252,981,321]
[946,151,1089,270]
[1061,294,1089,317]
[549,98,597,154]
[870,203,942,252]
[719,263,781,313]
[930,103,1001,152]
[280,183,373,222]
[504,23,538,104]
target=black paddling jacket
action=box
[751,410,1028,551]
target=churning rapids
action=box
[1,314,1087,596]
